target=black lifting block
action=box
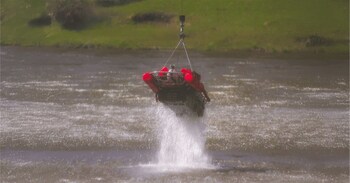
[179,15,185,24]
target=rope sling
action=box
[162,15,193,71]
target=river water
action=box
[0,46,349,182]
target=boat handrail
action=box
[151,71,183,75]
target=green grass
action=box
[1,0,349,56]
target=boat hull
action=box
[157,85,205,116]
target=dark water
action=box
[0,46,349,182]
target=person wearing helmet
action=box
[169,64,176,73]
[167,64,177,82]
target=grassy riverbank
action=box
[1,0,349,57]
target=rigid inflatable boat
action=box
[142,15,210,116]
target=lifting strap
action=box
[162,15,193,71]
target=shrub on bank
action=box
[95,0,141,7]
[47,0,93,30]
[296,35,332,47]
[28,13,52,27]
[132,12,173,23]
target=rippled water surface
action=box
[1,46,349,182]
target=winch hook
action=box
[179,15,185,40]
